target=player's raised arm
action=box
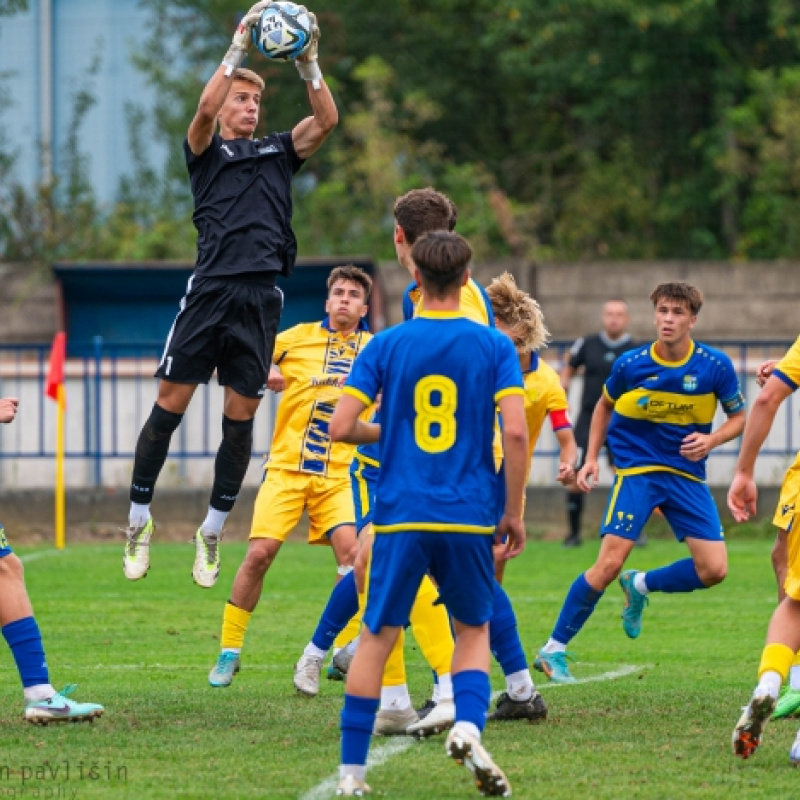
[188,2,268,155]
[291,11,338,159]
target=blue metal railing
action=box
[0,339,795,486]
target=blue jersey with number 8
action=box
[343,311,523,533]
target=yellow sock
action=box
[220,602,252,650]
[409,576,454,676]
[334,606,363,650]
[758,642,795,681]
[383,628,407,686]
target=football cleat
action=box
[407,697,454,738]
[293,653,323,697]
[619,569,649,639]
[122,517,154,580]
[487,691,547,723]
[773,686,800,720]
[416,698,437,719]
[192,527,222,588]
[332,643,356,676]
[24,685,104,725]
[790,727,800,765]
[373,705,418,736]
[335,774,371,797]
[533,649,576,684]
[445,726,511,797]
[732,692,777,759]
[208,651,240,688]
[327,663,346,681]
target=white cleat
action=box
[335,774,371,797]
[373,705,418,736]
[407,697,455,738]
[732,692,777,760]
[122,518,154,580]
[790,726,800,765]
[445,726,512,797]
[293,654,323,696]
[332,640,357,676]
[192,527,221,588]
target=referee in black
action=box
[122,2,338,588]
[562,299,635,547]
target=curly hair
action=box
[486,272,550,353]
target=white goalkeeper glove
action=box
[295,9,322,89]
[222,1,271,75]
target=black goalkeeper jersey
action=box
[183,131,304,279]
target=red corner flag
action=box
[45,331,66,402]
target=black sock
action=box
[210,416,254,513]
[130,403,184,504]
[566,492,584,539]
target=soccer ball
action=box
[252,2,312,61]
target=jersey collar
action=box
[523,351,539,374]
[321,316,370,333]
[650,339,695,367]
[416,310,464,320]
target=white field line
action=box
[19,550,63,564]
[299,738,414,800]
[302,662,646,800]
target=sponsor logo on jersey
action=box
[783,503,795,517]
[220,144,234,157]
[258,144,279,155]
[683,375,698,392]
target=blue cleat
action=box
[326,663,345,681]
[619,569,649,639]
[209,651,240,688]
[24,685,103,725]
[533,649,576,684]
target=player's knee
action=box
[594,555,625,587]
[244,540,278,576]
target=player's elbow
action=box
[502,425,528,453]
[329,415,350,443]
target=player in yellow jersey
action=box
[486,272,577,585]
[207,265,372,689]
[729,334,800,761]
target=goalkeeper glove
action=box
[223,1,271,75]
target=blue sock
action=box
[2,617,48,688]
[489,581,527,676]
[453,670,490,733]
[311,571,359,652]
[341,694,379,768]
[644,559,706,593]
[551,573,604,646]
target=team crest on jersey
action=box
[683,375,698,392]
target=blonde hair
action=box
[232,68,265,91]
[487,272,550,353]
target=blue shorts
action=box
[363,532,495,632]
[350,457,378,535]
[600,471,724,542]
[0,523,12,558]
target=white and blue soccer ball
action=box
[252,2,312,61]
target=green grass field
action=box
[0,537,796,799]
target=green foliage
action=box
[7,0,800,262]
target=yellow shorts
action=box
[250,469,355,544]
[775,454,800,600]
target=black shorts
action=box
[574,409,616,469]
[155,274,283,399]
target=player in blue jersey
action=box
[330,231,529,798]
[534,282,746,684]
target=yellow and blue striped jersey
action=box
[268,318,372,478]
[345,312,523,533]
[774,334,800,390]
[604,340,745,481]
[523,352,571,462]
